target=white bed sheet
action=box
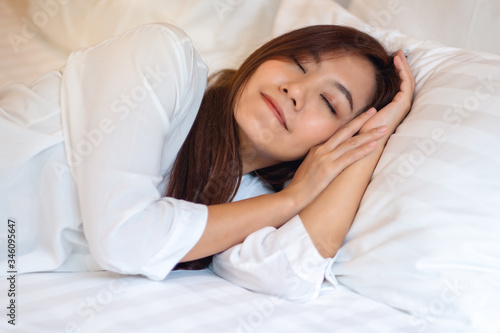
[2,270,420,333]
[0,1,423,332]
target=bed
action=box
[1,0,499,332]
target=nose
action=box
[281,81,305,111]
[282,88,296,108]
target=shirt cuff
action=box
[140,199,208,280]
[274,215,338,293]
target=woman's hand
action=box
[282,109,388,211]
[360,49,415,133]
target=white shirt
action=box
[0,23,333,302]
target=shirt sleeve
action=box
[211,176,338,302]
[59,23,209,280]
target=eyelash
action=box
[291,56,337,116]
[292,56,306,73]
[321,95,336,115]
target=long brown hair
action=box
[167,25,401,270]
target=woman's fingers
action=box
[359,49,415,133]
[323,107,377,151]
[305,124,387,180]
[395,50,413,82]
[330,125,387,161]
[393,50,415,105]
[327,140,378,175]
[314,126,385,181]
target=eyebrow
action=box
[333,82,354,113]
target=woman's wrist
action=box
[276,186,305,220]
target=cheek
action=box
[234,88,256,125]
[301,117,340,145]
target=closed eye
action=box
[321,95,337,115]
[292,56,336,116]
[292,56,306,73]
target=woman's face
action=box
[234,54,377,170]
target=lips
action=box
[261,93,287,130]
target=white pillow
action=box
[348,0,500,56]
[273,0,500,332]
[26,0,280,73]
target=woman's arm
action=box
[299,50,415,258]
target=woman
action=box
[0,23,413,300]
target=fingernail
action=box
[368,141,377,148]
[366,108,376,115]
[377,125,388,133]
